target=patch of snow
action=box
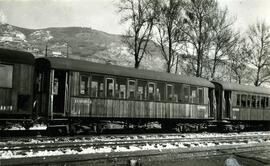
[29,124,47,130]
[0,36,13,42]
[2,131,270,159]
[15,33,26,40]
[29,30,53,42]
[7,124,24,130]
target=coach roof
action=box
[0,48,35,65]
[212,81,270,95]
[37,57,214,88]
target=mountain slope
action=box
[0,24,166,71]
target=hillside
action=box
[0,24,166,71]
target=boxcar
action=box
[0,48,35,129]
[35,57,215,132]
[212,81,270,130]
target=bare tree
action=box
[154,0,184,73]
[181,0,218,77]
[117,0,158,68]
[246,21,270,86]
[228,39,249,84]
[209,8,238,79]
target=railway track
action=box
[1,134,269,151]
[1,132,270,165]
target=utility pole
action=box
[45,44,48,57]
[66,43,68,58]
[66,42,70,58]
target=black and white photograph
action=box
[1,0,270,165]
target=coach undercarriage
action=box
[44,116,212,135]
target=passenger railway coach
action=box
[35,57,215,132]
[0,48,35,128]
[2,48,270,133]
[213,81,270,130]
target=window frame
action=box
[148,82,156,101]
[183,85,190,103]
[236,94,241,107]
[241,94,247,108]
[115,77,127,99]
[79,74,90,96]
[0,63,13,89]
[127,79,136,99]
[105,77,115,98]
[90,74,105,98]
[198,87,204,104]
[247,95,251,108]
[256,95,261,108]
[190,86,198,104]
[166,84,174,102]
[266,97,269,108]
[137,79,148,100]
[251,95,256,108]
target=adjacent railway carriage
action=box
[0,48,35,128]
[212,81,270,130]
[35,57,215,132]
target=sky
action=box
[0,0,270,35]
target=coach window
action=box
[265,97,269,108]
[148,82,156,100]
[257,96,260,108]
[183,85,190,103]
[236,94,241,106]
[174,83,182,102]
[91,75,104,98]
[241,94,247,107]
[190,86,197,103]
[0,64,13,88]
[80,75,89,95]
[247,95,251,108]
[106,78,114,98]
[115,77,126,99]
[166,84,174,102]
[156,82,165,101]
[251,95,256,108]
[261,96,265,108]
[198,88,204,104]
[53,78,59,95]
[137,80,147,100]
[128,80,136,99]
[266,97,269,108]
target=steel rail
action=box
[1,134,270,152]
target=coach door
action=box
[50,70,68,117]
[224,91,231,119]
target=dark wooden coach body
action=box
[0,48,35,122]
[35,57,215,128]
[213,81,270,128]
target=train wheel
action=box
[93,123,104,134]
[47,125,68,136]
[161,123,174,132]
[0,122,7,130]
[22,121,32,130]
[69,124,77,136]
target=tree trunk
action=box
[166,62,171,73]
[175,55,179,74]
[134,60,140,69]
[196,49,201,77]
[254,67,260,86]
[211,57,217,79]
[238,75,241,84]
